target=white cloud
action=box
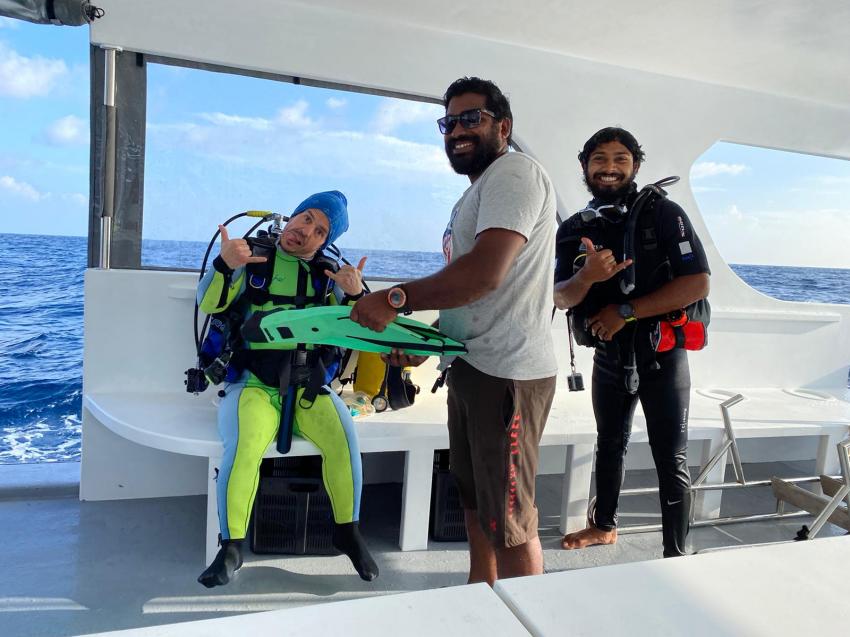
[789,186,841,195]
[0,42,68,98]
[276,100,313,127]
[372,98,443,134]
[326,97,347,109]
[0,175,45,201]
[198,112,272,130]
[45,115,87,145]
[727,204,744,221]
[815,175,850,186]
[143,100,464,250]
[368,133,449,174]
[147,103,453,180]
[705,204,850,268]
[148,122,212,145]
[692,186,726,193]
[64,193,87,206]
[0,17,20,29]
[0,155,87,175]
[690,161,750,180]
[430,183,464,207]
[193,103,313,131]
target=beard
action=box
[445,127,504,176]
[584,169,637,204]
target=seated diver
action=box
[196,190,378,587]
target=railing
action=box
[614,395,840,534]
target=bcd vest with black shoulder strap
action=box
[632,204,711,353]
[569,189,710,352]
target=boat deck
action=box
[1,460,845,637]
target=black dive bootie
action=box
[333,522,379,581]
[198,538,244,588]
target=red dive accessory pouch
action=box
[651,311,708,352]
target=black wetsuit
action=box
[555,188,710,557]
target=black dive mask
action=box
[579,203,628,223]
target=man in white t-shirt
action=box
[352,77,557,585]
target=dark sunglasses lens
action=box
[459,110,483,128]
[438,116,456,134]
[439,109,486,133]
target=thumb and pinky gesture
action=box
[325,255,367,281]
[325,256,367,296]
[218,224,267,266]
[580,236,632,277]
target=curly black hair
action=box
[578,127,645,165]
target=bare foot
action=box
[561,526,617,550]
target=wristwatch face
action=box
[618,303,634,319]
[387,287,407,309]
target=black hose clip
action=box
[431,369,448,394]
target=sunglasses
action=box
[437,108,497,134]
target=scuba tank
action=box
[352,351,419,412]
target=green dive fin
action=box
[241,305,467,357]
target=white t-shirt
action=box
[439,152,558,380]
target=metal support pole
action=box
[99,46,122,269]
[806,483,850,537]
[806,438,850,538]
[719,394,747,483]
[840,438,850,515]
[690,439,734,488]
[619,475,823,498]
[617,509,811,534]
[691,476,822,492]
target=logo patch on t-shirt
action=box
[679,240,692,255]
[443,204,460,264]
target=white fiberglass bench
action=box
[493,535,850,636]
[81,269,850,565]
[82,270,475,562]
[84,387,454,563]
[80,269,593,563]
[552,380,850,532]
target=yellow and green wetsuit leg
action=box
[293,388,363,524]
[216,380,363,540]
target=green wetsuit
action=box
[197,249,362,540]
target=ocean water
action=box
[0,232,848,464]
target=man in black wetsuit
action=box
[554,127,710,557]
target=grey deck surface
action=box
[0,460,844,637]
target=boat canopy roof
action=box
[88,0,850,110]
[80,0,850,271]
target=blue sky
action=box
[1,18,849,268]
[690,145,850,268]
